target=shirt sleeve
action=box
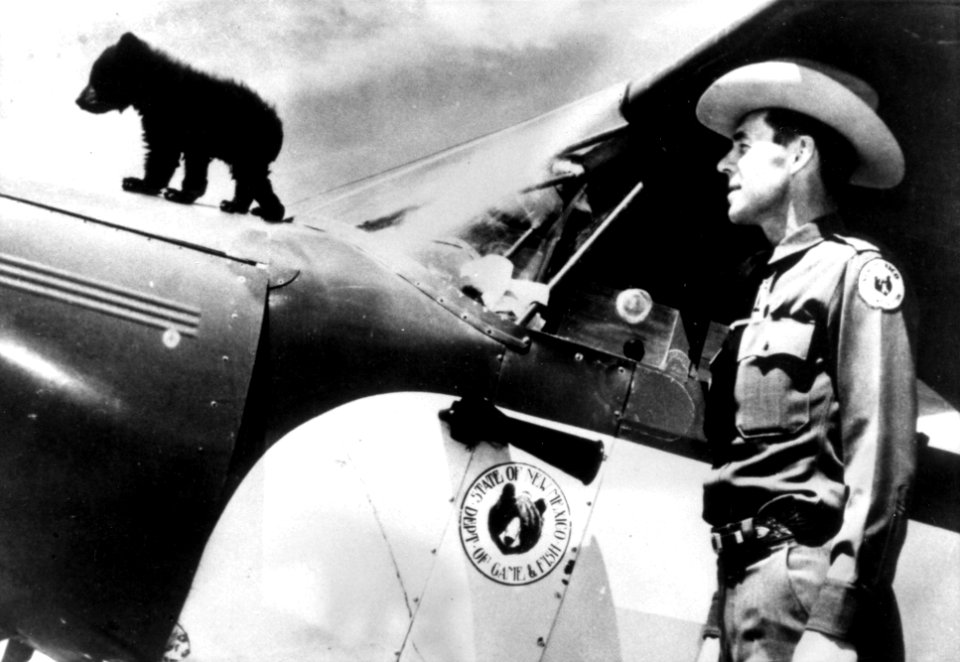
[804,251,919,639]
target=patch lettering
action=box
[857,258,904,311]
[459,462,571,586]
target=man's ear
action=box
[790,135,817,175]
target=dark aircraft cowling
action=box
[0,198,510,661]
[245,221,701,487]
[249,226,512,447]
[0,196,268,661]
[250,224,698,451]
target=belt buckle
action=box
[711,518,754,554]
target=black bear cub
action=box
[77,32,286,222]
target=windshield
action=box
[302,84,637,319]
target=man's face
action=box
[716,111,793,226]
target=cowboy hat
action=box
[695,60,904,189]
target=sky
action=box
[0,0,770,211]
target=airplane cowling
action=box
[0,195,268,660]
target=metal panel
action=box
[405,437,602,662]
[496,331,633,437]
[0,197,267,659]
[496,328,699,444]
[175,393,603,662]
[618,365,698,443]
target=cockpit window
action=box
[303,84,634,320]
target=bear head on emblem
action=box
[487,482,547,555]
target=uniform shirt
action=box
[703,214,918,640]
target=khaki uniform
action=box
[703,215,918,651]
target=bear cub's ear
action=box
[118,33,146,51]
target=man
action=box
[693,60,918,662]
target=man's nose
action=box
[717,149,735,174]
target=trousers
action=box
[716,541,904,662]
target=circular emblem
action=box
[857,258,904,311]
[459,462,571,585]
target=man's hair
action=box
[762,108,857,199]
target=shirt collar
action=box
[768,213,845,265]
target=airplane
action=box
[0,0,957,661]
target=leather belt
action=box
[710,515,794,555]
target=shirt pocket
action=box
[734,318,815,438]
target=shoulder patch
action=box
[857,258,905,311]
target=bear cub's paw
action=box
[164,188,203,205]
[219,199,251,215]
[251,203,287,223]
[122,177,163,196]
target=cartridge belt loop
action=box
[710,515,793,555]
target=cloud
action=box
[419,0,589,50]
[1,0,769,109]
[0,0,770,200]
[138,0,608,100]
